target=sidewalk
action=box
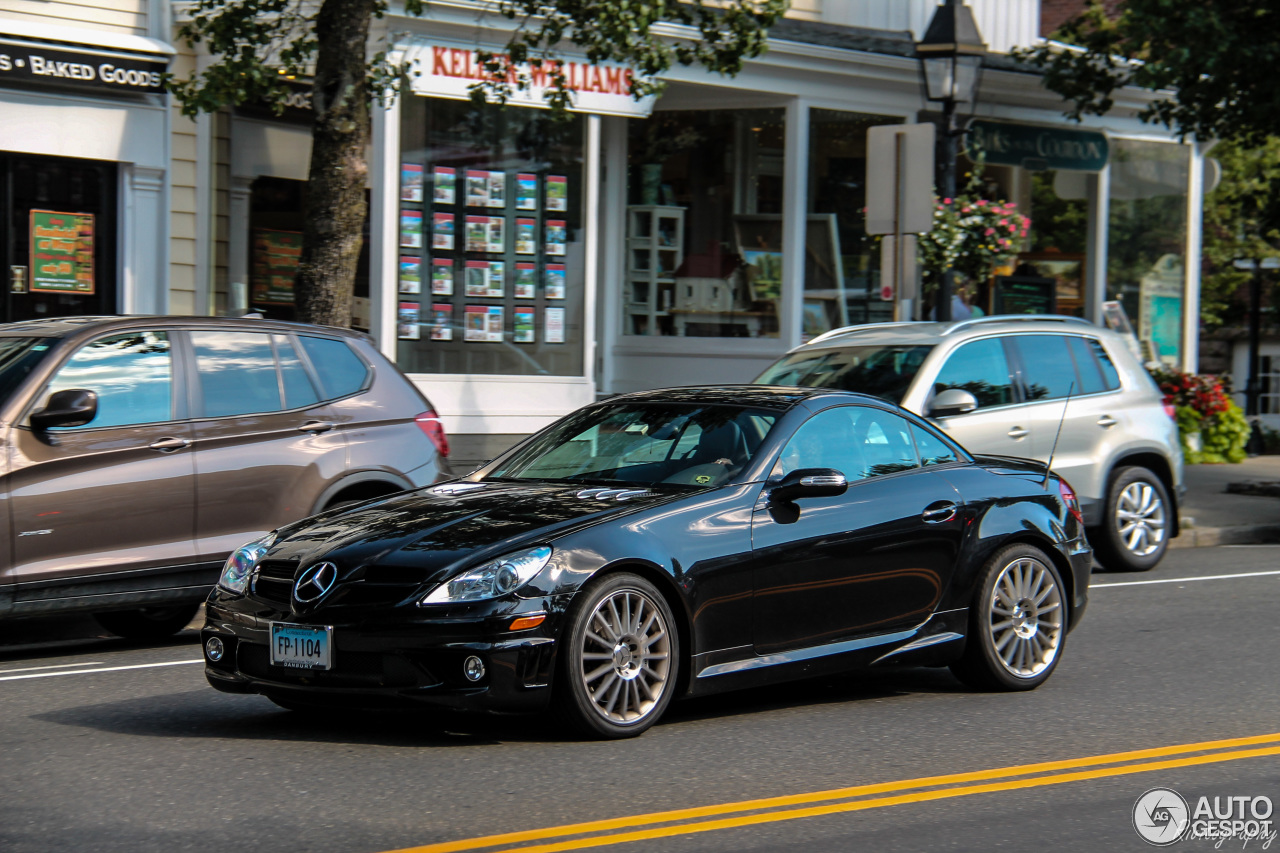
[1173,455,1280,548]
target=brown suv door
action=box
[182,329,349,562]
[8,330,197,596]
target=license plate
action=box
[269,622,333,670]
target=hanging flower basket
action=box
[918,195,1030,291]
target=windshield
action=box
[487,403,779,488]
[0,337,56,410]
[754,345,933,403]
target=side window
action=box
[274,335,320,409]
[298,336,369,400]
[910,423,958,467]
[190,331,281,417]
[932,338,1015,408]
[1088,338,1122,391]
[1011,335,1077,401]
[775,407,919,481]
[1065,336,1107,395]
[44,331,173,428]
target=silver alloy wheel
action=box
[1115,481,1167,557]
[988,556,1063,679]
[579,588,671,725]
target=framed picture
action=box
[733,214,843,310]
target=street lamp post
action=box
[917,0,987,322]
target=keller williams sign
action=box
[403,40,655,118]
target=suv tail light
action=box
[1058,478,1083,525]
[415,410,449,458]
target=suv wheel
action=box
[93,603,201,640]
[1091,466,1170,572]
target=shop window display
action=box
[624,109,784,337]
[397,97,584,376]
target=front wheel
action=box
[950,544,1067,691]
[553,573,679,739]
[93,603,201,640]
[1091,466,1171,572]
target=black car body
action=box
[204,387,1091,737]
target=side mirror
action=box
[31,389,98,431]
[928,388,978,418]
[770,467,848,503]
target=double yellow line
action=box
[384,732,1280,853]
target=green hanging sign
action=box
[965,120,1109,172]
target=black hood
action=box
[266,481,688,583]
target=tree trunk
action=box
[295,0,376,327]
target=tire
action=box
[950,544,1067,691]
[552,572,679,739]
[1090,466,1171,572]
[93,603,201,640]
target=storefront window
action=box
[804,109,901,337]
[1107,139,1190,366]
[397,97,585,376]
[624,109,784,337]
[1021,170,1089,316]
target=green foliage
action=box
[1200,402,1250,464]
[1200,137,1280,330]
[1148,366,1248,463]
[1172,404,1204,464]
[1013,0,1280,145]
[169,0,789,118]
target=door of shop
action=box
[0,153,118,323]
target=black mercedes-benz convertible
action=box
[202,386,1091,738]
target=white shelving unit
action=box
[625,205,685,336]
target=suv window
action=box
[933,338,1015,408]
[44,331,173,428]
[298,335,368,400]
[1088,338,1121,391]
[1011,335,1078,401]
[274,335,320,409]
[191,331,281,417]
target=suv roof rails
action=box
[943,314,1096,335]
[805,321,926,346]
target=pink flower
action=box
[984,227,995,236]
[999,219,1009,226]
[943,198,952,204]
[976,200,987,206]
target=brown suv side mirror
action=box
[31,389,98,431]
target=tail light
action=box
[1058,478,1083,525]
[415,409,449,458]
[1163,403,1176,419]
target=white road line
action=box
[0,661,104,675]
[1093,569,1280,589]
[0,659,203,682]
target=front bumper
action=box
[202,597,564,713]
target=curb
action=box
[1169,523,1280,549]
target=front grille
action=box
[236,643,437,689]
[251,560,299,606]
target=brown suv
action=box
[0,316,451,638]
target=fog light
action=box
[463,655,485,682]
[205,636,225,662]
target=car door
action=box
[183,329,348,562]
[750,405,964,656]
[1007,333,1124,502]
[925,336,1035,460]
[7,330,197,592]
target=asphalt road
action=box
[3,546,1280,853]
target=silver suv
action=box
[754,315,1183,571]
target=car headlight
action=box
[218,532,278,595]
[422,545,553,604]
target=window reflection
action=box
[191,331,281,417]
[46,331,173,428]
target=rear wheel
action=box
[950,544,1066,691]
[552,573,679,739]
[1091,466,1170,572]
[93,603,201,640]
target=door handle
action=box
[298,421,336,433]
[922,501,958,523]
[1007,427,1029,439]
[149,437,191,452]
[1097,415,1117,428]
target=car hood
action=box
[267,480,687,580]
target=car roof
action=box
[0,315,369,342]
[605,385,899,413]
[793,314,1113,353]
